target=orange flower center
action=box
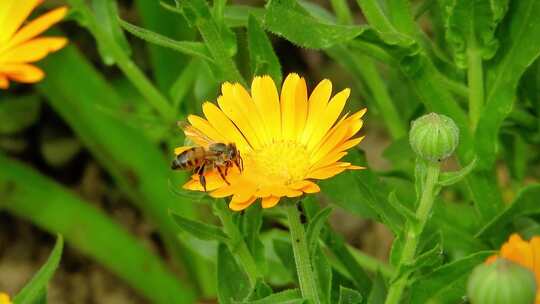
[243,140,310,186]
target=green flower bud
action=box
[467,258,537,304]
[409,113,459,162]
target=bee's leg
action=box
[216,166,230,185]
[197,164,207,191]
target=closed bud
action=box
[409,113,459,162]
[467,258,536,304]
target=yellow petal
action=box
[0,75,8,89]
[210,185,235,198]
[285,188,303,197]
[307,164,348,180]
[0,0,41,43]
[251,75,281,141]
[182,171,227,192]
[280,73,300,140]
[261,196,280,208]
[337,136,365,152]
[202,102,252,151]
[174,146,193,155]
[229,196,256,211]
[0,63,44,83]
[311,151,347,170]
[310,119,350,163]
[187,115,227,145]
[293,77,308,140]
[5,6,68,49]
[300,79,332,144]
[218,83,265,148]
[0,37,67,63]
[302,181,320,193]
[289,180,319,193]
[307,88,350,150]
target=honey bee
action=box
[171,123,243,191]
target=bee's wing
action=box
[178,122,216,148]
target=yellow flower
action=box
[175,73,366,211]
[0,293,11,304]
[486,233,540,303]
[0,0,68,89]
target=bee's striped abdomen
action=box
[171,147,205,170]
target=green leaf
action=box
[272,239,297,282]
[321,150,403,233]
[306,207,333,255]
[242,204,267,272]
[40,137,82,168]
[0,95,41,135]
[437,157,477,187]
[133,0,195,91]
[409,251,493,303]
[347,153,404,235]
[441,0,508,68]
[14,235,63,304]
[244,279,273,302]
[118,19,213,62]
[355,0,415,45]
[476,184,540,241]
[477,0,540,169]
[218,244,251,304]
[387,191,417,226]
[337,286,363,304]
[169,59,201,110]
[263,0,365,49]
[234,288,303,304]
[170,211,230,243]
[162,0,244,83]
[247,15,282,84]
[313,246,332,304]
[367,271,387,304]
[0,154,196,303]
[92,0,131,65]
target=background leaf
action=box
[13,235,63,304]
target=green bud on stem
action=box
[409,113,459,162]
[467,258,537,304]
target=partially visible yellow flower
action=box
[0,0,68,89]
[176,73,366,211]
[0,292,11,304]
[486,233,540,303]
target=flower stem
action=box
[214,203,262,286]
[384,161,440,304]
[285,200,321,304]
[467,31,484,132]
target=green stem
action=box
[384,161,440,304]
[68,0,176,124]
[467,32,484,132]
[285,200,321,304]
[214,203,262,286]
[330,0,353,24]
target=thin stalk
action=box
[285,200,321,304]
[356,55,406,139]
[67,0,175,124]
[330,0,353,24]
[467,31,484,132]
[384,161,440,304]
[214,203,263,286]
